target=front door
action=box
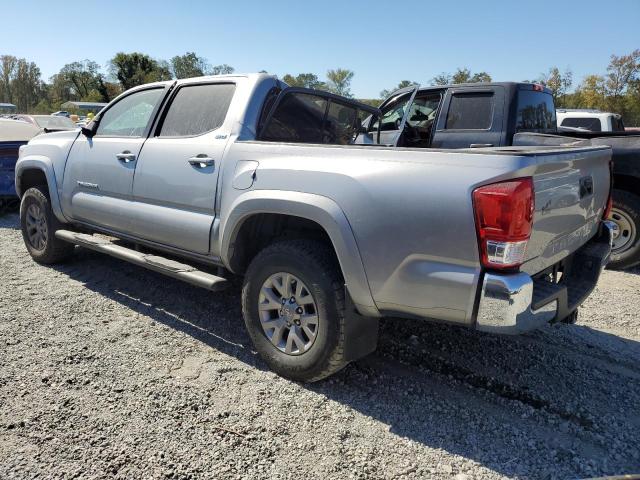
[61,87,166,232]
[130,82,236,254]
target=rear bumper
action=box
[475,221,612,334]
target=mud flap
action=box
[343,287,380,362]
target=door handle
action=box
[469,143,494,148]
[116,151,136,163]
[188,155,215,168]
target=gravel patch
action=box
[1,211,639,479]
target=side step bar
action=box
[55,230,228,292]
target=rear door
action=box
[130,81,236,254]
[431,86,505,149]
[61,86,167,231]
[369,89,444,147]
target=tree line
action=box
[1,50,638,125]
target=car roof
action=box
[556,110,620,119]
[384,81,552,100]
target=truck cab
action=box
[368,82,556,149]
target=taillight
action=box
[603,195,613,220]
[473,178,535,269]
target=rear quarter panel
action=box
[220,142,561,324]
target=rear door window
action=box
[515,90,556,133]
[260,91,370,145]
[159,83,236,137]
[560,117,602,131]
[323,101,357,144]
[445,93,493,130]
[261,92,327,143]
[371,93,411,132]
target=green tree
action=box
[604,49,640,117]
[380,80,418,99]
[538,67,573,106]
[109,52,172,90]
[326,68,354,97]
[282,73,326,89]
[0,55,18,103]
[170,52,208,79]
[210,64,234,75]
[431,72,451,86]
[1,56,45,112]
[575,74,607,110]
[431,68,491,86]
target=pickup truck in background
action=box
[368,82,640,269]
[16,74,612,382]
[556,109,626,132]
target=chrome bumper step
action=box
[55,230,228,292]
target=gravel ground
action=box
[1,211,639,479]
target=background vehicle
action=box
[15,114,78,132]
[15,74,612,381]
[1,119,40,203]
[556,109,625,132]
[371,82,640,269]
[51,111,70,117]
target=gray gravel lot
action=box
[1,211,639,479]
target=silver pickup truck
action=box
[15,73,613,382]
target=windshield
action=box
[34,116,76,129]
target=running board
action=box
[55,230,228,292]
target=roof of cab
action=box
[384,81,552,100]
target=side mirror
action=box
[81,120,98,138]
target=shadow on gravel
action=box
[42,242,640,478]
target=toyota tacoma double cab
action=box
[368,82,640,269]
[16,74,612,382]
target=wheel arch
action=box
[15,157,67,223]
[220,190,378,316]
[613,173,640,197]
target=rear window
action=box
[445,93,493,130]
[159,83,235,137]
[261,91,365,145]
[560,117,602,132]
[516,90,556,133]
[611,116,625,132]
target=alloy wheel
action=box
[258,272,319,355]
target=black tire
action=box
[607,189,640,270]
[20,186,74,264]
[241,239,347,382]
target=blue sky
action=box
[2,0,639,98]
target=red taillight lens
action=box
[603,195,613,220]
[473,178,535,269]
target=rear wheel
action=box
[241,239,348,382]
[20,186,74,264]
[607,189,640,270]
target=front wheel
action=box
[241,239,348,382]
[607,189,640,270]
[20,186,74,264]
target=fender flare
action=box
[15,157,68,223]
[220,190,379,316]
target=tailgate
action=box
[521,146,611,275]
